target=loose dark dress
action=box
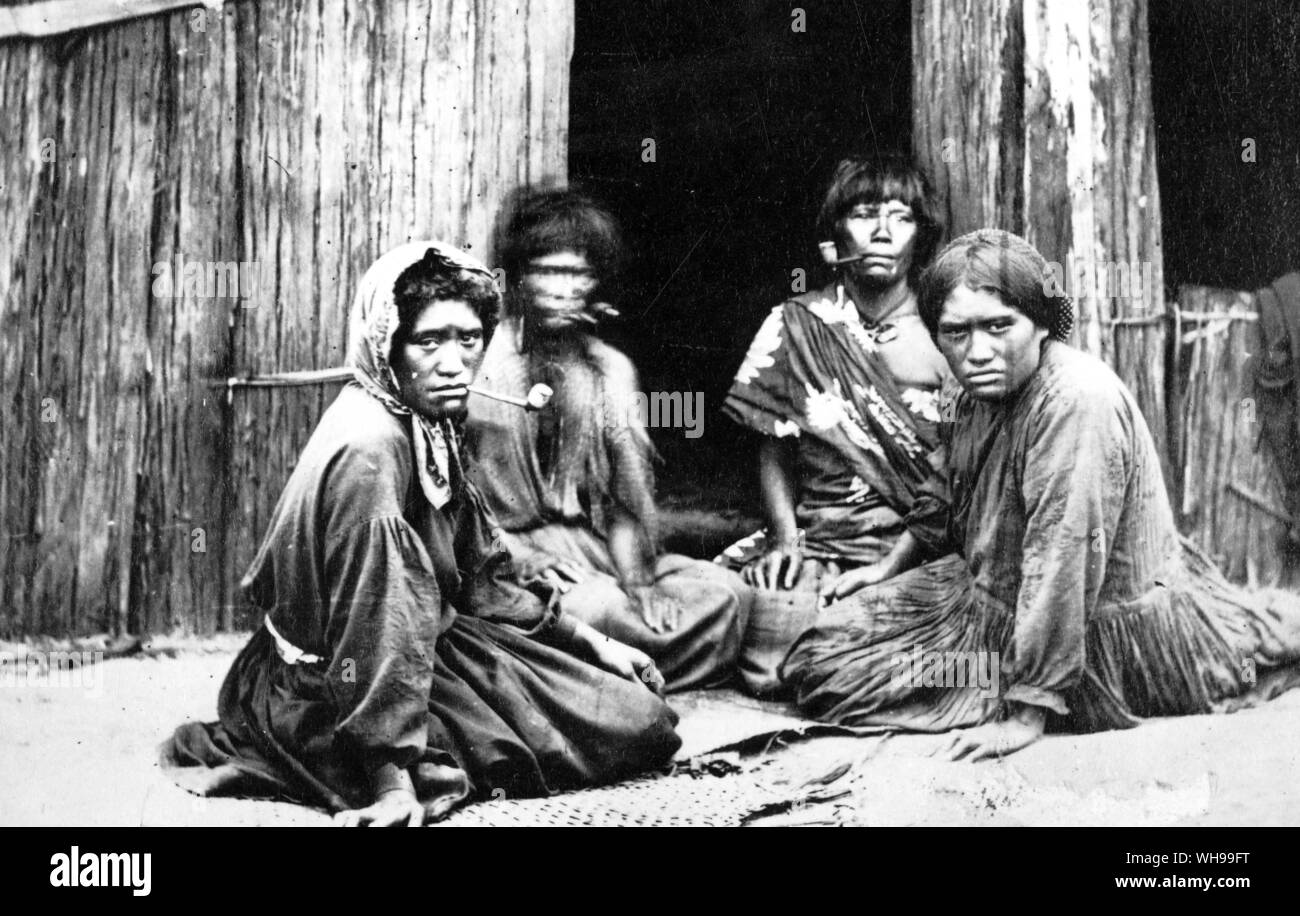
[782,342,1300,731]
[161,386,680,815]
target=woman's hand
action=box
[627,584,683,633]
[818,562,890,606]
[515,551,586,595]
[536,558,585,595]
[333,789,426,828]
[936,704,1047,762]
[580,627,665,693]
[742,543,804,591]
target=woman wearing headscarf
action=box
[781,230,1300,760]
[161,242,680,825]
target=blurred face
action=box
[935,285,1049,401]
[391,299,485,421]
[519,249,599,334]
[839,199,917,288]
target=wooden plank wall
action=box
[1176,286,1299,589]
[0,0,574,637]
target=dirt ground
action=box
[2,638,1298,827]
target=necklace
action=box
[841,280,916,342]
[864,321,900,345]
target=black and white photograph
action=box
[1,0,1298,861]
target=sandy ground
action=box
[2,639,1299,827]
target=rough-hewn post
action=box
[913,0,1169,475]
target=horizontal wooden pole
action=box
[1176,310,1258,323]
[0,0,220,41]
[220,307,1254,392]
[215,367,353,390]
[1101,314,1167,328]
[1102,310,1259,327]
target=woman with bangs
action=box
[719,155,957,695]
[781,229,1300,760]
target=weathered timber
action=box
[0,0,574,636]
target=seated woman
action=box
[781,229,1300,759]
[718,156,954,694]
[466,188,751,693]
[160,242,680,825]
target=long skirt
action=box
[160,616,681,817]
[780,545,1300,733]
[713,530,884,697]
[518,522,752,692]
[723,558,836,698]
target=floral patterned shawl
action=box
[723,282,945,564]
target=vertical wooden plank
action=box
[134,3,241,635]
[1176,286,1294,587]
[43,23,162,635]
[1086,0,1169,480]
[911,0,1023,241]
[227,0,320,628]
[0,35,57,636]
[1021,0,1086,336]
[526,0,573,187]
[914,0,1169,477]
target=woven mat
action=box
[436,689,885,827]
[435,754,853,827]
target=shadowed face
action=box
[838,199,917,289]
[519,249,599,334]
[391,299,485,421]
[936,285,1048,401]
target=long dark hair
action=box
[493,185,624,318]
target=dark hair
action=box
[392,247,500,344]
[493,186,623,302]
[916,229,1075,342]
[817,154,943,285]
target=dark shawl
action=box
[163,242,681,812]
[239,242,569,779]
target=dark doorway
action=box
[570,0,913,521]
[570,0,1300,529]
[1150,0,1300,291]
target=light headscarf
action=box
[346,241,499,510]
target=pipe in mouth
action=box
[467,382,554,411]
[818,240,870,266]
